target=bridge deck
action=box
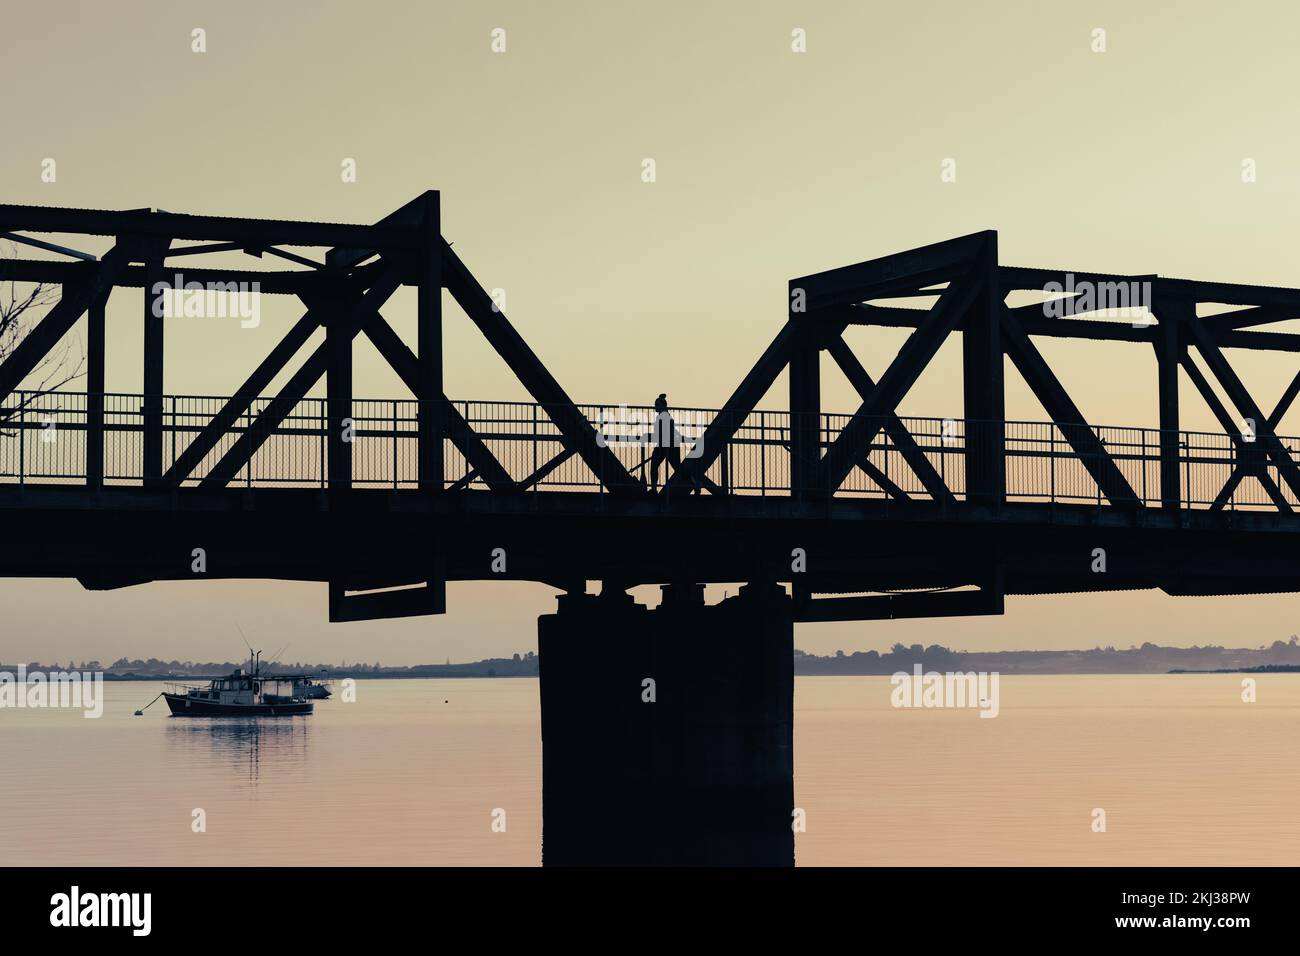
[7,204,1299,620]
[1,392,1299,615]
[0,484,1296,605]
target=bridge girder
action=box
[6,200,1300,621]
[678,228,1300,517]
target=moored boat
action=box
[291,676,333,699]
[163,652,313,717]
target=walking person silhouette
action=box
[648,393,689,493]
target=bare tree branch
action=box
[0,239,86,435]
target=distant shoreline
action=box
[67,668,1300,681]
[89,672,539,681]
[1168,665,1300,674]
[10,640,1300,678]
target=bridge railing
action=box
[0,390,1295,512]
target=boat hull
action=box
[163,693,313,717]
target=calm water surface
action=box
[3,675,1297,865]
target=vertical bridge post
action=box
[788,289,822,497]
[326,282,353,492]
[963,233,1004,507]
[418,191,443,492]
[142,250,165,486]
[86,283,107,489]
[1154,293,1185,513]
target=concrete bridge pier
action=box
[538,581,794,866]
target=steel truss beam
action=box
[3,193,622,506]
[822,236,1300,521]
[198,266,405,488]
[667,319,800,493]
[440,242,638,494]
[818,266,984,494]
[0,204,421,250]
[825,335,955,505]
[1182,312,1300,504]
[836,302,1300,351]
[1000,305,1140,507]
[0,241,135,401]
[0,257,378,295]
[359,311,514,490]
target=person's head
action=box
[655,393,667,411]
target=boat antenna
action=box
[234,624,261,676]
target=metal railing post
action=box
[170,395,177,474]
[1050,428,1056,503]
[246,404,253,489]
[1229,436,1236,512]
[939,420,946,490]
[884,422,890,501]
[1141,428,1148,506]
[721,432,730,495]
[463,401,470,488]
[18,395,25,485]
[1096,436,1104,506]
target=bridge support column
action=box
[538,582,794,866]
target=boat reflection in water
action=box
[164,715,311,785]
